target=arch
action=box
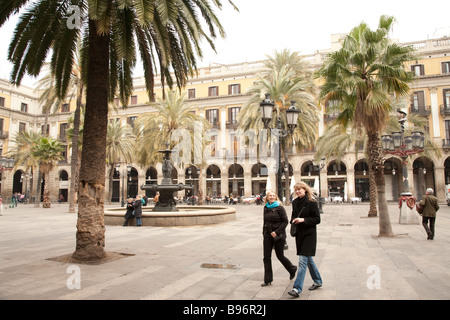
[206,164,221,196]
[251,162,268,195]
[58,169,69,202]
[185,165,199,197]
[383,157,401,201]
[354,159,370,201]
[413,156,435,200]
[326,160,347,198]
[228,163,244,196]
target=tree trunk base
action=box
[72,181,106,262]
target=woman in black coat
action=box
[133,195,143,226]
[288,182,323,298]
[123,198,135,226]
[261,191,297,287]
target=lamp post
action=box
[260,94,300,200]
[0,157,15,196]
[116,163,132,207]
[313,157,326,214]
[381,109,425,195]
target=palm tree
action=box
[7,130,41,202]
[240,50,319,202]
[1,0,237,261]
[316,16,417,237]
[106,119,135,204]
[134,90,210,204]
[30,137,64,208]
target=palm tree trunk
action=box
[197,164,204,205]
[368,169,378,217]
[68,85,82,213]
[43,172,51,208]
[367,132,394,237]
[72,19,109,261]
[34,170,41,207]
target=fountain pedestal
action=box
[140,146,192,212]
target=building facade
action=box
[1,35,450,204]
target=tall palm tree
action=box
[316,16,417,237]
[134,90,210,204]
[30,137,64,208]
[1,0,237,261]
[106,119,135,204]
[240,50,319,202]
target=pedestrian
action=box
[288,182,323,298]
[133,195,143,226]
[0,195,3,215]
[419,188,439,240]
[261,190,297,287]
[123,198,134,226]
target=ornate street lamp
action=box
[259,94,299,199]
[381,109,425,195]
[313,157,326,214]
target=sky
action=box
[1,0,449,87]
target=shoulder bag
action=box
[290,206,305,237]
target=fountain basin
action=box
[105,206,236,227]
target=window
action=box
[61,103,70,113]
[411,64,425,76]
[442,62,450,74]
[0,97,5,107]
[188,89,196,99]
[41,124,49,136]
[59,123,68,141]
[444,89,450,108]
[130,95,138,105]
[0,118,4,134]
[21,103,28,113]
[206,109,219,128]
[412,91,425,110]
[19,122,26,133]
[114,97,120,106]
[208,86,219,97]
[228,107,240,125]
[228,84,241,95]
[446,120,450,141]
[127,116,137,128]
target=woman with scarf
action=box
[288,182,323,298]
[261,191,297,287]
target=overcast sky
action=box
[1,0,449,87]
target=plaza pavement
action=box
[0,201,449,302]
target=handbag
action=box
[416,202,423,215]
[290,206,305,237]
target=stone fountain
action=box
[104,144,236,226]
[140,146,193,212]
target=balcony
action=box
[409,105,431,116]
[0,131,9,139]
[443,139,450,149]
[440,105,450,116]
[225,120,238,130]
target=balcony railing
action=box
[442,139,450,148]
[440,105,450,116]
[0,130,9,139]
[409,105,431,116]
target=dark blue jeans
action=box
[422,216,435,238]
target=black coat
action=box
[133,199,142,218]
[262,204,288,241]
[290,196,320,256]
[125,202,134,219]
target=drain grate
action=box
[338,223,353,226]
[200,263,239,270]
